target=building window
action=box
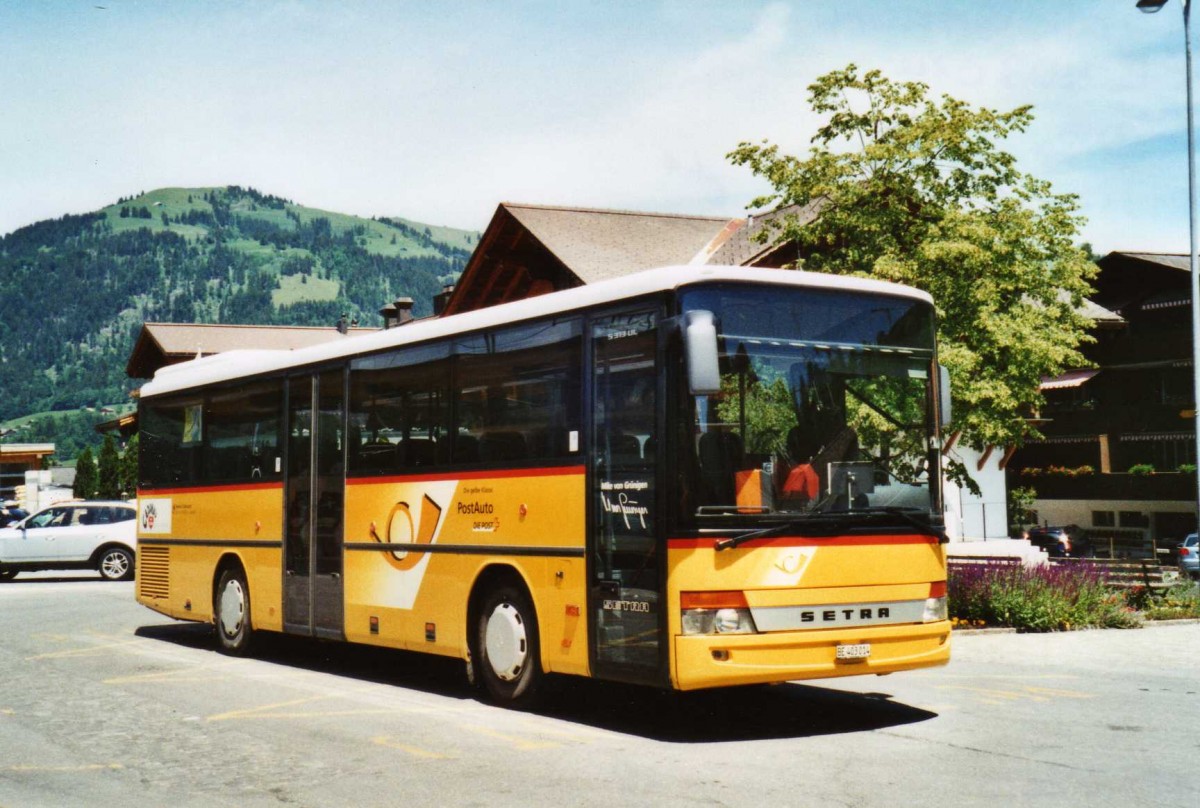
[1119,511,1149,529]
[1161,368,1192,405]
[1092,511,1115,528]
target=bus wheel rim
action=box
[484,602,527,681]
[220,579,245,637]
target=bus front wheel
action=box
[214,566,254,655]
[476,583,542,708]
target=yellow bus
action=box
[135,266,951,706]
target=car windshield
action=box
[677,284,939,530]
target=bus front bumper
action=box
[672,620,951,691]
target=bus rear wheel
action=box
[214,566,254,655]
[476,583,542,708]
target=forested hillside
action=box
[0,185,476,440]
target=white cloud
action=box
[0,0,1192,252]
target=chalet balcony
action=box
[1017,471,1195,502]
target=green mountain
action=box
[0,185,477,436]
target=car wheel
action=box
[97,547,134,581]
[475,583,542,708]
[214,566,254,655]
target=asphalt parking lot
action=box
[1,572,1197,808]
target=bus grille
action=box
[138,546,170,600]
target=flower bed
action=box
[949,561,1142,631]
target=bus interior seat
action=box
[449,434,479,463]
[401,437,436,468]
[479,431,528,462]
[610,433,642,460]
[698,430,744,503]
[357,442,398,473]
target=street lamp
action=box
[1138,0,1200,529]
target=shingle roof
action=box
[501,203,732,284]
[142,322,376,355]
[126,322,377,378]
[709,200,824,266]
[1111,252,1190,271]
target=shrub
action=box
[1178,464,1197,474]
[1143,581,1200,621]
[1128,463,1156,476]
[949,561,1141,631]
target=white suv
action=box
[0,500,137,582]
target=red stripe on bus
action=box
[137,481,284,495]
[668,534,939,550]
[346,465,587,486]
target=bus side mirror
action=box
[684,310,721,395]
[939,364,952,428]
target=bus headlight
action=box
[923,581,948,623]
[713,608,756,634]
[681,609,715,635]
[680,591,757,635]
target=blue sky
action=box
[0,0,1192,253]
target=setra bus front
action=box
[666,279,951,689]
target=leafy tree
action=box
[1008,485,1038,535]
[74,447,97,499]
[119,433,139,498]
[728,65,1096,451]
[97,433,121,499]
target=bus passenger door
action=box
[589,310,664,685]
[284,370,346,639]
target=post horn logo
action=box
[371,494,443,571]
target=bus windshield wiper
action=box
[714,507,947,552]
[715,521,812,552]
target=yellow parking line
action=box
[206,696,327,722]
[514,719,603,742]
[371,736,453,759]
[26,639,142,661]
[465,725,558,751]
[1021,685,1095,699]
[4,763,124,773]
[104,662,239,685]
[936,684,1096,703]
[206,696,416,723]
[937,685,1041,702]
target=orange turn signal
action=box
[680,590,749,610]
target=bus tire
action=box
[475,583,542,708]
[214,565,254,655]
[96,546,134,581]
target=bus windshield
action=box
[677,283,940,529]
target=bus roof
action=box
[139,265,932,398]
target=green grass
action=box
[272,274,340,306]
[94,187,477,258]
[99,187,215,237]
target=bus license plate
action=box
[836,643,871,661]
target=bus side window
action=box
[453,318,582,466]
[348,349,450,476]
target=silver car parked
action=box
[1180,533,1199,581]
[0,500,136,582]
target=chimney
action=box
[395,297,414,325]
[379,296,415,329]
[433,283,455,316]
